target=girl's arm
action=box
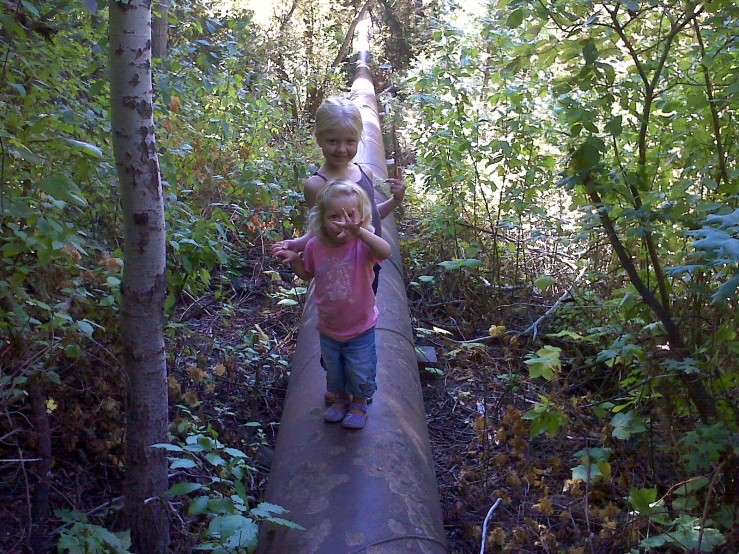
[362,165,405,219]
[357,227,391,261]
[270,175,325,256]
[337,208,391,260]
[275,249,314,281]
[271,231,313,255]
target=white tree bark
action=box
[109,1,169,551]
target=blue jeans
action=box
[320,327,377,399]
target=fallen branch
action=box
[480,498,502,554]
[447,265,588,345]
[518,264,588,341]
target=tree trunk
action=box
[152,0,168,59]
[109,1,170,553]
[585,182,718,422]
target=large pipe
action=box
[258,17,446,554]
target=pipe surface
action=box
[258,18,446,554]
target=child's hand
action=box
[335,208,363,240]
[271,240,294,257]
[275,248,299,265]
[386,166,406,204]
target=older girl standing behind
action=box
[272,95,405,283]
[272,95,405,404]
[276,180,391,429]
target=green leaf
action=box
[20,0,40,17]
[573,447,611,462]
[524,345,561,380]
[166,482,203,496]
[263,516,305,530]
[438,258,482,270]
[712,273,739,304]
[38,175,87,206]
[188,496,210,516]
[672,495,699,511]
[207,498,237,515]
[524,408,561,437]
[205,453,226,466]
[8,82,26,97]
[76,320,94,336]
[151,443,184,452]
[250,501,289,517]
[610,410,646,440]
[534,275,555,291]
[506,7,524,28]
[65,139,104,159]
[572,462,602,483]
[207,514,258,546]
[661,357,701,375]
[170,458,197,469]
[582,40,598,65]
[628,487,657,513]
[224,447,248,458]
[604,115,622,136]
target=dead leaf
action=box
[254,324,270,342]
[488,324,506,338]
[99,252,123,273]
[182,391,198,407]
[168,375,181,396]
[213,363,226,376]
[533,496,554,516]
[186,364,208,382]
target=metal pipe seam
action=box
[258,15,446,554]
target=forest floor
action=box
[0,220,722,554]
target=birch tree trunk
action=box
[109,1,170,552]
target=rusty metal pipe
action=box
[258,17,446,554]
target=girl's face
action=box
[316,128,359,169]
[322,195,360,245]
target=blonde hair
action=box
[314,96,363,140]
[309,179,374,240]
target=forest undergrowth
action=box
[3,213,733,554]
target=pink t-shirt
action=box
[303,236,381,342]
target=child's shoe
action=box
[342,403,368,429]
[323,399,350,422]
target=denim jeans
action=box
[319,326,377,399]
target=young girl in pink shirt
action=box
[275,180,391,429]
[271,95,405,405]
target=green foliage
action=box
[570,447,611,484]
[56,510,132,554]
[628,487,670,526]
[522,394,567,438]
[0,0,315,411]
[609,410,646,441]
[678,422,737,473]
[524,345,561,380]
[638,515,725,552]
[629,485,726,553]
[154,416,303,553]
[682,208,739,303]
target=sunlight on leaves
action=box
[524,345,561,380]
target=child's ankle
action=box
[353,397,367,406]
